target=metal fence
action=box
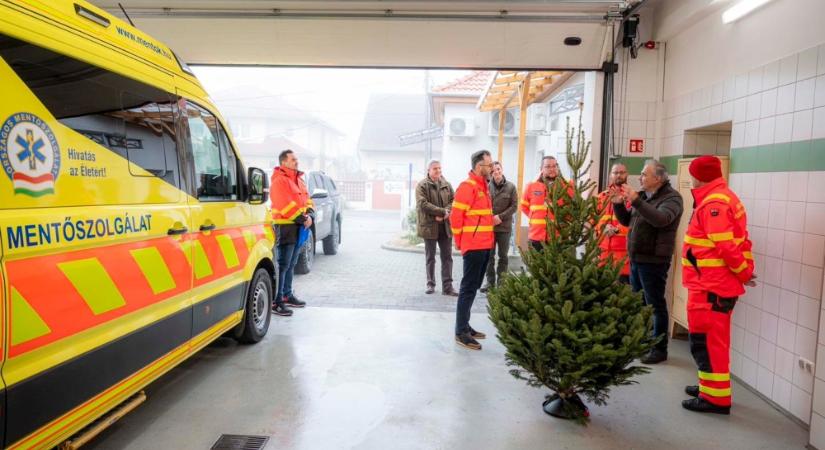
[337,180,366,202]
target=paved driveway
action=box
[292,209,489,313]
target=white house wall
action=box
[440,103,538,191]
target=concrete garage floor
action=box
[87,307,808,450]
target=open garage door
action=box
[96,0,637,69]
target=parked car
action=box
[294,171,343,274]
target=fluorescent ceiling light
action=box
[722,0,773,24]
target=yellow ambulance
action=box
[0,1,277,448]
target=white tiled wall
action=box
[728,170,824,423]
[683,130,731,156]
[612,100,658,158]
[663,42,825,429]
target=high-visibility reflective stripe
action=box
[530,205,548,211]
[181,239,213,280]
[58,258,127,315]
[462,226,494,232]
[467,179,478,186]
[520,200,529,206]
[529,219,547,225]
[682,257,727,268]
[467,209,493,216]
[744,251,754,260]
[731,261,748,273]
[216,234,241,268]
[5,225,267,358]
[453,202,470,211]
[242,230,257,250]
[699,385,732,397]
[684,235,715,247]
[698,371,730,382]
[273,219,295,225]
[286,209,303,221]
[451,228,461,235]
[130,247,177,295]
[10,287,50,346]
[708,232,734,242]
[702,193,731,205]
[277,201,297,216]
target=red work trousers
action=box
[688,290,735,407]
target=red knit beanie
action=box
[689,156,723,182]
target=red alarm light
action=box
[644,41,656,49]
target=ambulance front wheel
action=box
[238,268,273,344]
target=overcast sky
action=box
[192,66,472,152]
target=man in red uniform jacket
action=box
[270,149,314,316]
[596,163,631,283]
[681,156,756,414]
[521,156,573,250]
[450,150,495,350]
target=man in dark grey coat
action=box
[481,161,518,292]
[613,159,684,365]
[416,160,458,296]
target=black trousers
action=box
[424,224,453,290]
[630,261,671,352]
[455,249,490,335]
[486,231,511,286]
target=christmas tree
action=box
[487,113,655,424]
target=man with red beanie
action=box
[681,155,755,414]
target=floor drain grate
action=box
[210,434,269,450]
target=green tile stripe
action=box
[10,287,51,346]
[610,156,646,175]
[130,247,177,294]
[661,155,700,175]
[610,155,700,176]
[58,258,126,315]
[730,139,825,173]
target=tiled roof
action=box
[431,71,493,95]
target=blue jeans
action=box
[455,249,490,335]
[630,260,671,352]
[276,241,303,302]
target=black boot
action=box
[685,385,699,397]
[640,349,668,364]
[682,397,730,415]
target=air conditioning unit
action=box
[447,117,475,137]
[527,103,548,133]
[488,109,519,137]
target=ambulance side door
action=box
[178,98,251,337]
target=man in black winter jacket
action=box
[481,161,518,292]
[612,159,684,365]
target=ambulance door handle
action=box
[199,223,216,231]
[167,226,188,235]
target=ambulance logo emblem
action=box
[0,113,60,197]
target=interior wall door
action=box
[670,156,730,334]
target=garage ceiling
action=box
[92,1,639,69]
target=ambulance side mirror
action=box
[248,167,268,205]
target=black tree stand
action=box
[543,393,590,419]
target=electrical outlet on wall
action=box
[799,357,815,373]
